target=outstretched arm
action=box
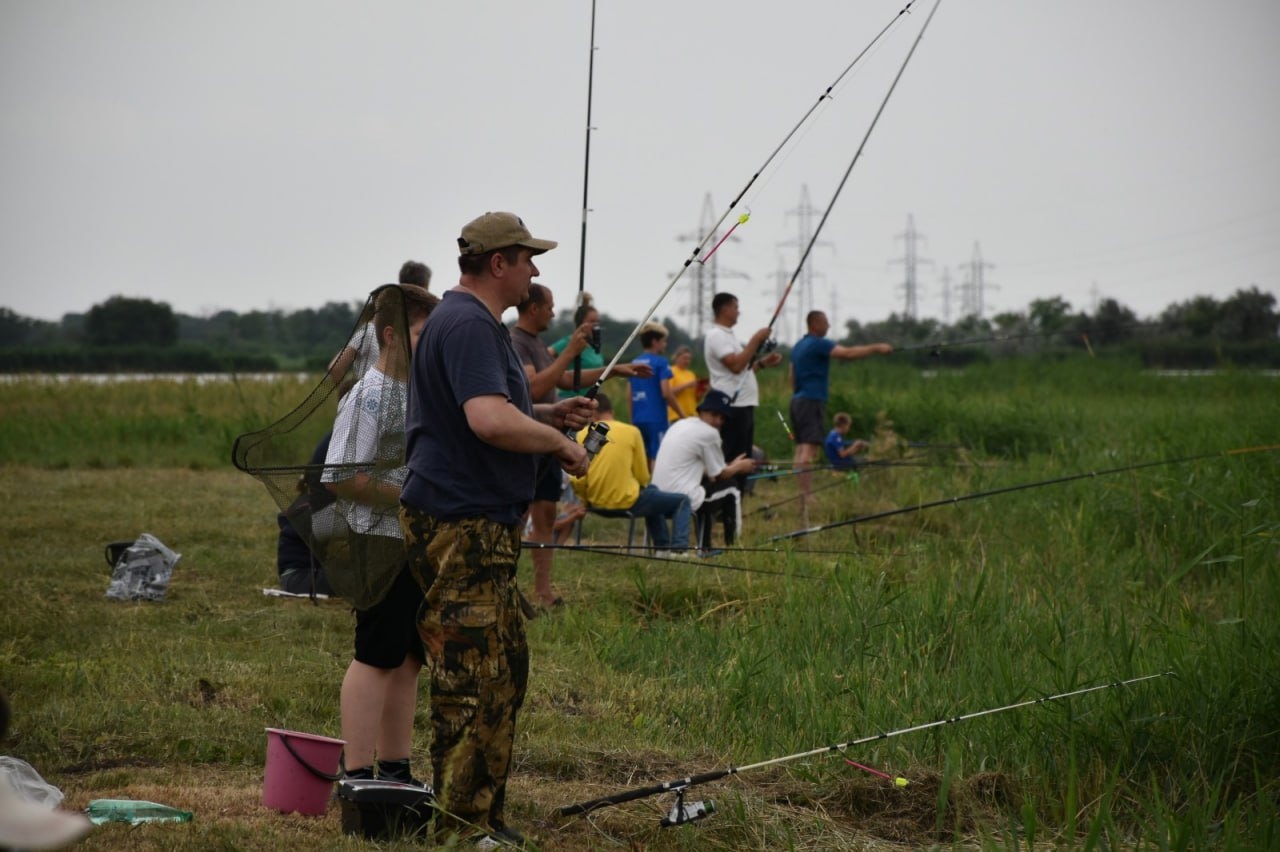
[832,342,893,360]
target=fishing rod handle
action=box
[562,383,603,443]
[559,767,733,816]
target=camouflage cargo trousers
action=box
[400,508,529,837]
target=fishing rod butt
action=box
[558,799,602,818]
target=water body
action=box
[917,369,1279,379]
[1144,370,1280,378]
[0,372,314,385]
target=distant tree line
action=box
[843,286,1279,368]
[0,286,1275,373]
[0,296,362,372]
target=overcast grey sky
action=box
[2,1,1277,343]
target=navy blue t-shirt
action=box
[791,334,837,401]
[402,289,537,524]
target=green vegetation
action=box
[2,284,1276,373]
[1,360,1277,849]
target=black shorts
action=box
[354,564,425,669]
[790,397,828,445]
[532,453,562,503]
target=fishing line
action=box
[769,444,1280,542]
[726,0,943,403]
[714,2,918,233]
[580,0,924,394]
[559,671,1175,818]
[762,0,942,341]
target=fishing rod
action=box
[527,540,901,559]
[747,471,863,515]
[559,671,1175,824]
[775,409,796,442]
[573,0,599,393]
[727,0,944,402]
[522,542,821,580]
[769,444,1280,542]
[749,454,945,480]
[578,0,923,398]
[751,452,918,467]
[749,465,837,482]
[748,454,1003,515]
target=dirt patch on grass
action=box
[49,754,1017,849]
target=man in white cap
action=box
[399,211,595,847]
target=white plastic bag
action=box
[105,533,181,602]
[0,756,64,808]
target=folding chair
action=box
[574,505,647,548]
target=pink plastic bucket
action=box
[263,728,345,815]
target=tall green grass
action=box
[1,359,1277,848]
[0,376,324,469]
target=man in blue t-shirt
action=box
[399,211,595,847]
[628,321,686,469]
[789,310,891,520]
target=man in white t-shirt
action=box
[652,389,757,552]
[703,292,783,495]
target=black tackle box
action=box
[337,778,435,840]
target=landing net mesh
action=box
[232,283,435,608]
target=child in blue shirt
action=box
[824,412,869,470]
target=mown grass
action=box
[1,360,1277,849]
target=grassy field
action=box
[1,360,1277,849]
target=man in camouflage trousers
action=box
[400,212,594,846]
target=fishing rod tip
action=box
[894,777,909,787]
